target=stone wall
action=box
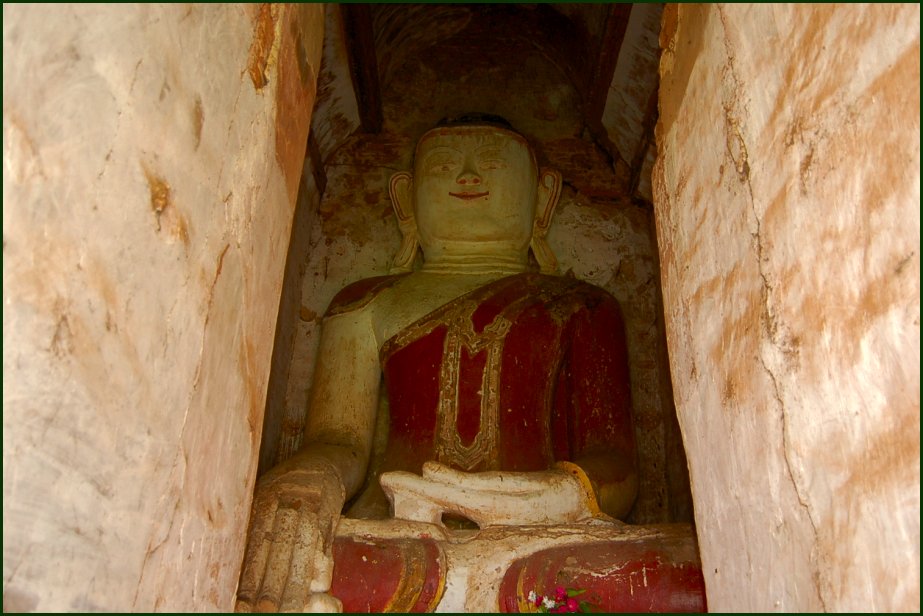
[655,4,919,611]
[259,153,324,477]
[2,4,324,611]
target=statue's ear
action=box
[530,168,562,274]
[389,171,418,273]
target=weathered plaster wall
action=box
[602,2,662,202]
[260,154,324,476]
[2,4,323,611]
[655,4,919,611]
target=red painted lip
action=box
[449,191,489,200]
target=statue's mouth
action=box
[449,191,489,200]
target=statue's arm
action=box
[300,307,381,495]
[567,450,638,521]
[236,308,381,612]
[562,289,639,520]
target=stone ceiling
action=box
[309,3,662,203]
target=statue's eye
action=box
[427,160,458,174]
[479,159,507,171]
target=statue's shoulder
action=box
[529,274,623,319]
[326,274,409,317]
[528,272,622,312]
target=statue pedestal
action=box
[330,519,706,613]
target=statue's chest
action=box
[380,277,579,472]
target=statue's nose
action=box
[456,171,481,185]
[455,162,481,186]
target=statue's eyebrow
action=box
[474,143,506,155]
[475,144,505,156]
[423,146,461,159]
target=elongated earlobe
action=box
[531,168,562,274]
[389,172,419,273]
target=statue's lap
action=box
[330,519,706,613]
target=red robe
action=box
[324,273,704,612]
[329,272,636,494]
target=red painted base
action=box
[330,525,706,613]
[498,529,706,613]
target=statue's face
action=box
[412,126,537,252]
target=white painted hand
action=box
[235,467,345,613]
[379,461,597,528]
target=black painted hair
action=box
[435,113,515,132]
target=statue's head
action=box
[390,114,562,274]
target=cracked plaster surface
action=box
[3,4,324,611]
[655,4,919,612]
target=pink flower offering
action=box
[524,585,591,613]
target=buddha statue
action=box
[236,116,703,613]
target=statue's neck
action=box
[420,247,529,276]
[420,260,526,275]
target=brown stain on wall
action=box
[543,137,629,198]
[771,40,919,213]
[299,307,319,322]
[275,8,319,206]
[192,96,204,150]
[144,166,170,231]
[813,407,920,603]
[205,495,228,531]
[53,274,147,411]
[767,7,919,211]
[690,264,767,411]
[769,6,911,140]
[650,157,677,294]
[240,334,263,450]
[836,408,920,499]
[785,254,917,379]
[317,159,393,246]
[658,4,709,138]
[50,310,74,358]
[757,41,921,382]
[713,301,764,409]
[248,4,276,90]
[142,164,190,249]
[10,225,147,400]
[767,6,839,132]
[852,44,919,215]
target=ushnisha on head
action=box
[389,114,562,275]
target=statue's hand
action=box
[236,464,346,613]
[380,461,600,528]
